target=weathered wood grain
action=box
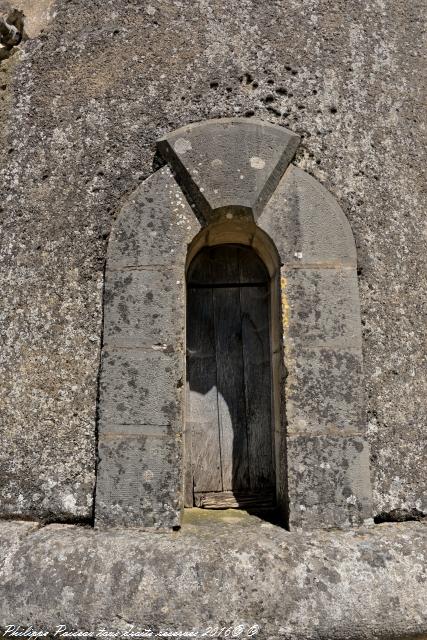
[186,288,222,494]
[187,244,274,507]
[194,490,276,509]
[240,285,275,491]
[238,245,269,283]
[213,286,250,492]
[183,411,194,507]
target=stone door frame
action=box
[94,118,372,530]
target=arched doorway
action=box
[185,244,275,509]
[95,118,371,531]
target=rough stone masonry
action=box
[0,0,425,524]
[0,0,426,637]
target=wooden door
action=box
[186,244,275,509]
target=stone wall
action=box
[0,0,425,521]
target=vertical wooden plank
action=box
[238,246,269,283]
[208,245,241,284]
[187,244,274,507]
[187,248,213,285]
[240,284,275,492]
[183,393,193,507]
[186,287,222,494]
[213,287,250,493]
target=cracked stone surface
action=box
[0,0,425,521]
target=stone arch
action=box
[94,118,372,530]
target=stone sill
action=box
[0,513,426,639]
